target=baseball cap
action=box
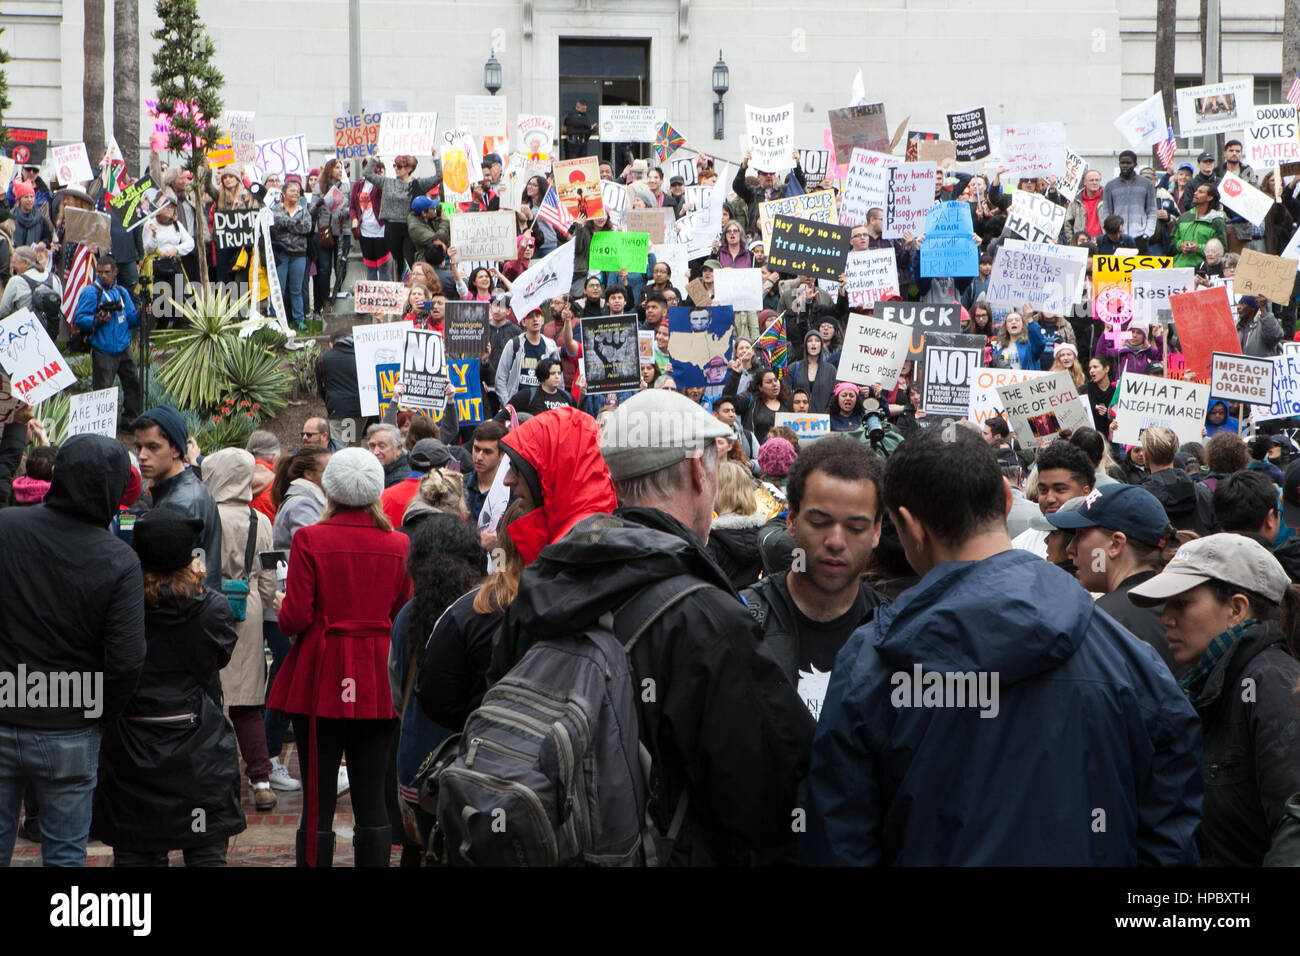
[1128,533,1291,606]
[1197,151,1214,163]
[1045,484,1169,548]
[409,438,454,471]
[1177,162,1194,172]
[600,389,732,481]
[1282,460,1300,530]
[481,152,503,167]
[411,196,436,214]
[669,175,685,186]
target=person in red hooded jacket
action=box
[269,448,413,867]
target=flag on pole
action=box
[653,122,687,164]
[1156,126,1177,171]
[61,243,96,326]
[536,185,573,236]
[849,69,867,108]
[1287,75,1300,108]
[755,312,788,371]
[99,139,127,199]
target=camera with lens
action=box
[94,299,124,325]
[862,397,886,442]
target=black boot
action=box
[352,826,392,867]
[295,830,336,868]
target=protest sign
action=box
[456,95,508,156]
[68,387,118,438]
[0,157,14,191]
[919,343,983,418]
[600,179,629,229]
[51,143,93,184]
[669,155,698,186]
[212,210,258,251]
[839,148,896,227]
[354,321,412,416]
[1057,149,1087,204]
[599,106,664,143]
[1245,104,1300,169]
[844,248,900,309]
[0,309,76,406]
[759,189,838,250]
[1005,190,1067,244]
[1211,352,1273,406]
[917,140,957,167]
[827,104,890,164]
[987,240,1087,315]
[511,241,577,319]
[401,329,450,413]
[883,162,936,239]
[145,98,207,151]
[334,112,381,159]
[798,148,831,188]
[1113,374,1210,447]
[921,202,978,278]
[553,156,603,220]
[1175,79,1253,137]
[226,111,256,162]
[905,130,939,163]
[639,330,655,364]
[628,209,667,243]
[205,132,235,168]
[774,413,832,443]
[1283,220,1300,272]
[516,114,556,158]
[879,302,961,351]
[996,371,1091,447]
[822,128,847,181]
[1131,267,1195,328]
[450,211,517,262]
[1113,92,1169,151]
[352,281,407,315]
[1169,285,1241,381]
[446,359,485,425]
[1260,353,1300,420]
[767,216,853,278]
[1218,172,1275,226]
[967,367,1051,424]
[838,313,913,388]
[581,314,641,394]
[443,301,490,359]
[63,208,111,250]
[745,104,795,172]
[712,268,763,311]
[1000,123,1068,179]
[946,107,990,161]
[666,305,735,388]
[650,244,689,290]
[377,112,438,157]
[3,127,48,166]
[255,135,309,178]
[106,174,158,231]
[1234,248,1299,303]
[588,231,650,273]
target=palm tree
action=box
[114,0,141,165]
[1153,0,1176,168]
[83,0,106,162]
[1285,0,1300,95]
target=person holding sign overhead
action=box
[363,154,442,281]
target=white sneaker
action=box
[337,765,350,797]
[268,757,301,791]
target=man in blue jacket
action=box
[74,254,142,425]
[802,430,1202,865]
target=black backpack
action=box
[20,273,64,339]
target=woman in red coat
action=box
[269,448,412,867]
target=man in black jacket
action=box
[731,148,807,239]
[1140,426,1214,535]
[366,422,409,488]
[317,330,365,446]
[742,438,889,721]
[0,435,147,866]
[132,406,223,591]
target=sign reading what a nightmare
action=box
[450,211,518,262]
[213,210,258,250]
[580,314,641,394]
[353,281,408,315]
[1112,374,1211,448]
[443,300,490,359]
[919,342,983,418]
[767,215,852,278]
[878,301,960,351]
[1211,352,1273,406]
[946,107,990,160]
[995,371,1092,447]
[401,329,450,413]
[837,313,913,388]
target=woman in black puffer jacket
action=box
[705,461,766,591]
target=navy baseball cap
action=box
[1045,483,1169,548]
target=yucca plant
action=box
[31,390,71,448]
[151,288,250,411]
[287,340,321,399]
[194,400,256,453]
[221,338,293,420]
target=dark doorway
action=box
[559,38,650,169]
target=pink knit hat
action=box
[1053,341,1078,357]
[757,437,798,478]
[13,180,35,200]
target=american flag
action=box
[1287,76,1300,108]
[61,244,96,330]
[1156,126,1178,171]
[536,185,573,236]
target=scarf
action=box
[13,205,44,244]
[1179,619,1257,704]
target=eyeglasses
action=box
[300,431,323,438]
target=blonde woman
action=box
[1050,342,1086,388]
[402,468,468,528]
[706,460,766,590]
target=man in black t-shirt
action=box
[742,438,889,721]
[507,356,577,417]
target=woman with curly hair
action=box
[744,368,792,444]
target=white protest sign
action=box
[774,413,831,443]
[744,104,795,172]
[450,211,518,261]
[838,313,913,387]
[669,155,698,186]
[227,110,256,162]
[883,162,936,240]
[987,239,1087,315]
[51,143,94,183]
[1113,92,1169,151]
[1175,79,1253,138]
[1131,267,1195,328]
[996,371,1092,447]
[1218,172,1275,226]
[516,114,556,158]
[598,106,665,142]
[1113,373,1210,447]
[510,241,577,319]
[839,148,897,227]
[255,134,309,178]
[0,309,77,406]
[353,320,413,417]
[844,248,900,309]
[68,387,119,438]
[601,180,628,230]
[400,329,449,413]
[1245,104,1300,169]
[1001,123,1067,179]
[352,280,407,315]
[758,189,838,251]
[1283,226,1300,274]
[1057,149,1087,204]
[377,112,438,157]
[712,269,763,311]
[1005,190,1066,244]
[455,96,508,153]
[1211,352,1274,406]
[968,368,1050,424]
[798,148,831,188]
[1260,353,1300,420]
[650,243,689,288]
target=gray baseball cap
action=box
[600,389,732,481]
[1128,533,1290,606]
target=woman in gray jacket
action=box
[364,154,441,280]
[270,181,314,329]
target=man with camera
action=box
[74,254,142,426]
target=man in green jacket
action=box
[1169,183,1228,269]
[407,197,451,265]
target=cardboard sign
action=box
[628,209,667,243]
[1169,285,1241,381]
[774,413,831,442]
[665,305,735,388]
[917,140,957,167]
[205,132,235,168]
[759,189,838,251]
[581,314,641,394]
[553,156,603,220]
[1175,79,1253,137]
[354,321,413,416]
[844,248,900,309]
[1218,172,1275,226]
[744,104,795,172]
[1235,248,1299,303]
[839,148,897,227]
[711,268,763,311]
[996,371,1091,447]
[1113,92,1169,151]
[68,387,119,438]
[905,130,939,163]
[63,208,112,250]
[967,368,1051,424]
[443,301,490,360]
[255,135,309,178]
[511,241,577,320]
[212,210,258,251]
[51,143,94,183]
[827,104,890,164]
[334,112,382,159]
[767,215,853,278]
[919,343,983,417]
[455,95,509,156]
[377,112,438,157]
[1113,374,1210,447]
[598,106,665,143]
[1131,268,1195,328]
[3,127,48,166]
[838,313,913,388]
[0,157,14,191]
[399,329,450,413]
[353,281,408,315]
[1057,149,1087,204]
[1211,352,1273,406]
[0,309,77,406]
[226,111,256,163]
[946,107,990,161]
[879,301,961,351]
[1259,353,1300,420]
[450,211,518,262]
[987,240,1087,315]
[516,114,556,159]
[1245,104,1300,169]
[883,162,936,239]
[1005,190,1067,244]
[1000,123,1068,179]
[921,202,978,278]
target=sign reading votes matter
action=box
[767,215,852,278]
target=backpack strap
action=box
[242,506,259,583]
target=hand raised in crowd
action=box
[185,436,201,465]
[27,419,48,447]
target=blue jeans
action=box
[278,254,308,327]
[0,724,102,867]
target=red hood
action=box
[500,407,618,565]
